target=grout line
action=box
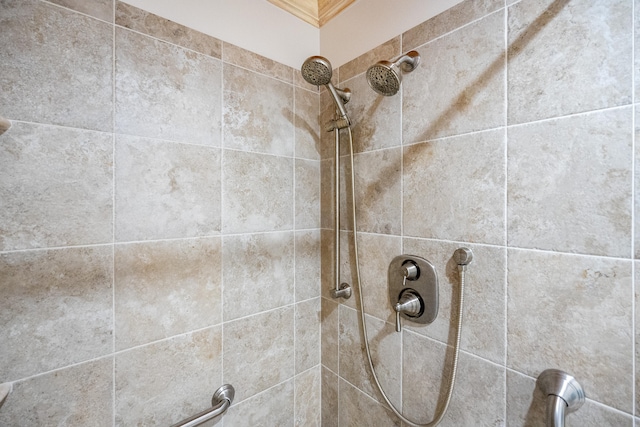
[631,0,637,418]
[41,0,113,25]
[503,4,509,424]
[220,45,227,395]
[111,2,116,425]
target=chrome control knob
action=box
[394,291,422,332]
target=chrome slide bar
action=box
[170,384,234,427]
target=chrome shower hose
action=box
[345,126,465,427]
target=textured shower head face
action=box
[366,62,401,96]
[366,51,421,96]
[301,56,333,86]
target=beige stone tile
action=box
[295,87,321,160]
[0,246,112,381]
[508,108,632,257]
[320,159,334,229]
[222,150,293,233]
[340,74,402,153]
[116,1,222,58]
[508,0,632,124]
[0,0,113,131]
[404,129,505,244]
[295,230,321,302]
[338,37,400,83]
[635,110,640,259]
[222,232,294,321]
[635,0,640,101]
[402,238,506,364]
[353,148,402,235]
[339,306,401,409]
[296,159,321,229]
[636,260,640,416]
[403,11,505,142]
[50,0,113,21]
[0,358,113,426]
[295,298,321,374]
[338,379,400,427]
[321,367,339,427]
[353,233,401,324]
[225,379,295,426]
[403,0,503,51]
[223,307,294,402]
[115,27,222,146]
[115,327,222,426]
[321,298,339,373]
[295,367,321,426]
[114,237,222,350]
[403,332,505,426]
[223,64,294,156]
[0,122,113,251]
[115,135,221,241]
[223,42,293,84]
[507,249,633,412]
[507,370,633,427]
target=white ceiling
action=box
[121,0,464,69]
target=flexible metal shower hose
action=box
[346,126,465,427]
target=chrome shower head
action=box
[301,55,350,120]
[301,56,333,86]
[366,51,421,96]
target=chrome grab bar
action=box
[170,384,234,427]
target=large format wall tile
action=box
[403,238,506,364]
[0,246,113,381]
[508,108,632,257]
[295,230,321,302]
[115,327,222,426]
[115,135,221,241]
[115,2,222,58]
[222,232,294,321]
[353,148,402,235]
[223,42,294,84]
[222,150,293,233]
[294,87,321,160]
[635,108,640,259]
[403,332,505,426]
[506,370,633,427]
[0,0,113,131]
[403,129,505,244]
[403,11,505,142]
[402,0,503,51]
[0,358,113,426]
[0,122,113,251]
[338,379,400,427]
[295,367,321,426]
[115,238,222,350]
[321,367,339,427]
[508,0,632,124]
[352,233,401,323]
[296,159,321,229]
[338,37,400,83]
[507,249,633,412]
[115,27,222,146]
[49,0,113,22]
[340,73,401,153]
[321,298,339,373]
[225,379,295,426]
[223,307,295,402]
[295,298,321,374]
[223,64,294,156]
[339,306,401,408]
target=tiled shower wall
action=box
[321,0,640,425]
[0,0,321,425]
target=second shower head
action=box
[366,51,421,96]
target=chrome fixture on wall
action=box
[537,369,585,427]
[301,55,353,300]
[366,50,421,96]
[0,116,10,136]
[388,255,438,332]
[170,384,235,427]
